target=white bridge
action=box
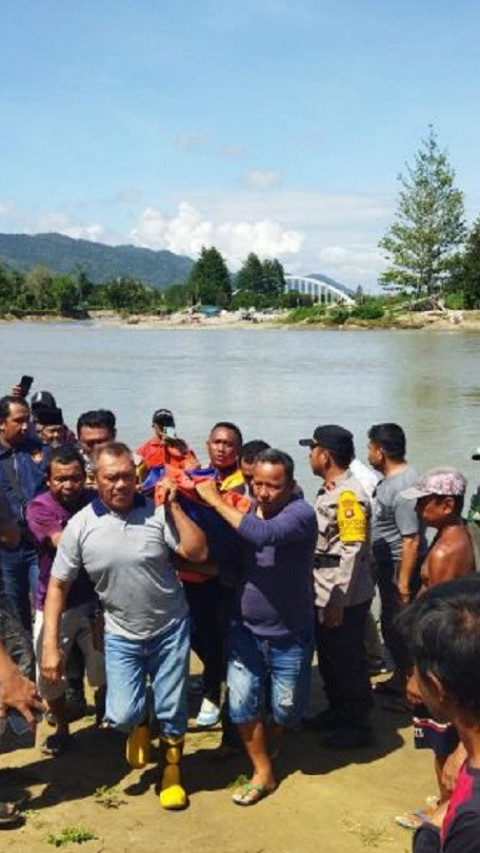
[284,274,355,305]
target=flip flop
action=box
[395,809,431,830]
[232,782,275,806]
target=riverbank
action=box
[4,666,432,853]
[2,308,480,331]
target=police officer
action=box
[300,425,374,748]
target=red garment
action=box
[136,436,199,471]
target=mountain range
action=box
[0,232,194,288]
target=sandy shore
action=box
[2,308,480,332]
[2,662,433,853]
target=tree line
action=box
[0,250,303,315]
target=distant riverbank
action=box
[2,308,480,331]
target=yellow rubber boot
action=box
[159,736,187,810]
[126,722,150,769]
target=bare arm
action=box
[195,479,244,529]
[41,577,70,685]
[397,533,420,600]
[161,481,208,563]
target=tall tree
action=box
[188,246,231,307]
[262,258,286,296]
[458,218,480,309]
[379,127,466,295]
[235,253,265,293]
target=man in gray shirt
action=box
[41,442,207,811]
[367,423,423,696]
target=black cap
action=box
[152,408,175,428]
[31,390,56,411]
[35,406,64,426]
[299,424,354,456]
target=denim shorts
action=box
[227,621,313,726]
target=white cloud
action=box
[174,131,211,150]
[129,201,303,268]
[30,213,105,242]
[243,169,283,190]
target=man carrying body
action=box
[367,423,423,698]
[197,448,317,804]
[27,445,104,755]
[301,424,374,748]
[41,442,207,809]
[0,396,46,633]
[181,421,245,728]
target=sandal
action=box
[41,731,73,757]
[0,801,22,827]
[395,809,432,831]
[232,781,275,806]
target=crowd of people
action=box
[0,380,480,849]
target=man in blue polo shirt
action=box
[41,442,207,810]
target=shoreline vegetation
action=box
[2,306,480,331]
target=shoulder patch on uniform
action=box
[337,490,367,543]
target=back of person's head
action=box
[47,445,86,477]
[412,576,480,718]
[254,448,295,483]
[240,440,270,464]
[77,409,116,435]
[368,423,406,461]
[0,395,28,423]
[210,421,243,447]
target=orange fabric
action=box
[153,466,250,584]
[136,437,199,471]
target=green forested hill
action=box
[0,232,194,287]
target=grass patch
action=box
[343,818,393,848]
[94,785,126,809]
[47,825,98,847]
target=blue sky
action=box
[1,0,480,289]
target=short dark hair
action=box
[254,448,294,483]
[210,421,243,448]
[368,423,406,461]
[47,445,86,478]
[429,493,465,515]
[328,442,354,469]
[411,576,480,717]
[0,395,29,423]
[77,409,116,435]
[240,440,270,464]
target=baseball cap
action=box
[34,407,64,426]
[299,424,354,456]
[31,390,56,410]
[152,408,175,428]
[472,446,480,461]
[401,467,467,500]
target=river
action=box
[1,321,480,502]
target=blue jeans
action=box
[104,614,190,739]
[1,545,38,634]
[227,621,313,726]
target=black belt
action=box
[313,554,341,569]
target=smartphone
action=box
[19,375,34,393]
